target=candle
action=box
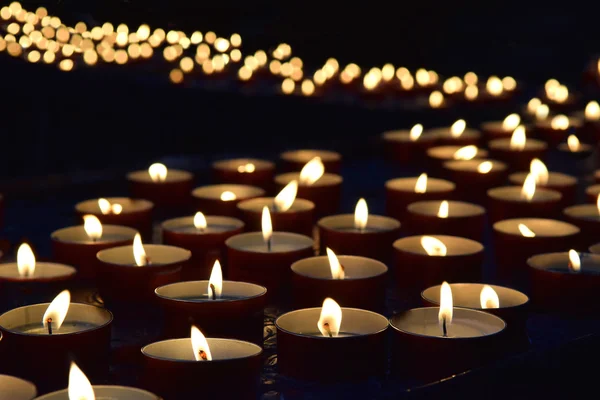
[75,197,154,241]
[542,80,577,112]
[556,134,594,159]
[442,159,509,204]
[317,198,401,262]
[191,184,265,217]
[426,119,481,147]
[276,298,388,381]
[564,197,600,250]
[280,149,342,174]
[487,173,562,223]
[534,114,583,146]
[480,113,522,141]
[0,292,112,393]
[237,180,315,236]
[426,145,488,172]
[211,158,275,190]
[404,200,486,241]
[95,234,190,304]
[572,101,600,142]
[382,123,439,164]
[508,159,577,206]
[51,218,137,280]
[488,126,547,171]
[586,184,600,203]
[141,327,262,400]
[226,207,313,302]
[492,218,580,282]
[155,262,267,345]
[393,235,484,296]
[0,374,36,400]
[385,173,456,221]
[274,157,343,217]
[127,163,194,208]
[162,212,244,280]
[291,251,388,311]
[390,283,506,381]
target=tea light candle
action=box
[291,252,388,311]
[563,200,600,250]
[492,218,580,281]
[509,159,577,206]
[0,375,36,400]
[556,134,594,159]
[141,328,262,400]
[318,198,401,263]
[211,158,275,190]
[572,101,600,142]
[162,213,244,280]
[276,298,389,381]
[488,126,547,171]
[528,251,600,312]
[586,184,600,203]
[127,163,194,208]
[442,159,509,204]
[480,113,522,141]
[51,219,138,280]
[404,200,486,241]
[237,181,315,236]
[280,149,342,174]
[426,119,481,147]
[191,184,265,217]
[95,234,190,304]
[534,114,583,146]
[382,124,439,164]
[75,197,154,241]
[385,174,456,221]
[226,208,314,302]
[426,145,488,172]
[393,235,484,296]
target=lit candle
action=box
[280,149,342,174]
[480,113,522,140]
[509,158,577,206]
[571,101,600,142]
[211,158,275,190]
[488,125,548,171]
[556,133,594,159]
[563,195,600,250]
[382,123,439,164]
[127,163,194,208]
[534,114,584,147]
[426,144,487,172]
[0,374,36,400]
[442,159,509,205]
[191,184,265,217]
[426,119,481,147]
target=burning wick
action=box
[47,318,53,335]
[441,316,447,337]
[209,283,216,301]
[322,322,333,338]
[198,350,208,361]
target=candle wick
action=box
[209,283,216,300]
[267,237,272,252]
[324,322,332,338]
[442,317,447,338]
[144,255,151,266]
[47,318,53,335]
[199,350,208,361]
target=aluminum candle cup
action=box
[191,184,265,217]
[390,307,506,381]
[75,197,154,241]
[0,375,36,400]
[127,169,194,208]
[280,149,342,174]
[0,304,112,394]
[488,138,547,171]
[274,173,343,217]
[426,145,488,172]
[275,307,389,381]
[404,200,486,241]
[393,235,484,297]
[381,129,439,164]
[534,117,583,147]
[226,232,313,302]
[51,225,137,280]
[317,214,401,263]
[291,256,388,311]
[442,159,509,204]
[211,158,275,190]
[141,338,262,400]
[487,186,562,223]
[237,197,314,237]
[162,216,244,280]
[426,127,481,147]
[385,177,455,221]
[155,280,267,346]
[35,386,160,400]
[509,172,577,207]
[563,204,600,250]
[96,245,190,304]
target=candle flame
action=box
[317,298,342,337]
[191,325,213,361]
[43,290,70,332]
[111,203,123,214]
[585,101,600,121]
[17,243,35,278]
[415,173,428,194]
[429,91,444,108]
[421,236,447,256]
[567,135,580,152]
[518,223,536,237]
[237,163,256,173]
[98,198,111,215]
[521,173,536,201]
[480,285,500,309]
[597,194,600,216]
[527,98,542,114]
[133,233,148,266]
[535,104,549,121]
[262,206,272,245]
[568,249,581,272]
[208,259,223,299]
[354,198,368,231]
[326,248,345,280]
[477,161,493,174]
[438,281,453,330]
[502,113,521,131]
[68,362,95,400]
[551,115,570,130]
[194,211,207,230]
[409,124,423,142]
[437,201,449,218]
[220,191,237,201]
[510,126,526,151]
[299,157,325,186]
[148,163,167,182]
[274,180,298,212]
[453,145,478,161]
[530,159,549,185]
[464,85,478,100]
[83,215,102,240]
[450,119,466,138]
[486,76,503,96]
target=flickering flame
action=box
[502,113,521,131]
[437,201,449,218]
[480,285,500,309]
[527,98,542,114]
[68,362,95,400]
[510,126,526,151]
[521,173,536,201]
[450,119,466,138]
[429,91,444,108]
[326,248,345,280]
[568,249,581,272]
[299,157,325,186]
[98,198,111,215]
[553,85,569,103]
[194,211,207,230]
[208,259,223,299]
[438,282,453,329]
[415,173,428,194]
[453,145,478,161]
[551,115,570,130]
[317,298,342,337]
[535,104,549,121]
[133,233,148,266]
[220,191,237,201]
[464,85,478,100]
[237,163,256,173]
[409,124,423,142]
[191,325,213,361]
[486,76,503,96]
[585,101,600,121]
[274,180,298,212]
[518,223,536,237]
[83,215,102,240]
[597,194,600,215]
[530,159,549,185]
[111,203,122,214]
[421,236,447,256]
[477,161,493,174]
[148,163,167,182]
[354,198,368,231]
[17,243,35,278]
[262,206,272,245]
[43,290,70,332]
[567,135,581,152]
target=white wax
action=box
[487,186,561,202]
[318,214,400,233]
[226,232,313,254]
[509,172,576,188]
[0,262,76,280]
[162,215,244,235]
[528,252,600,274]
[75,197,153,215]
[291,255,388,280]
[156,280,267,302]
[51,225,138,245]
[563,204,600,222]
[427,146,488,161]
[488,138,547,151]
[142,338,262,361]
[385,177,455,192]
[443,159,508,173]
[393,235,483,257]
[275,172,342,187]
[192,184,265,200]
[0,375,36,400]
[237,197,314,213]
[280,149,341,164]
[34,385,159,400]
[382,130,438,143]
[127,169,192,183]
[212,158,274,172]
[14,322,98,335]
[493,218,579,237]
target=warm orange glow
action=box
[326,248,345,280]
[502,76,517,91]
[169,68,184,84]
[486,76,503,96]
[190,31,203,44]
[208,260,223,299]
[438,282,453,330]
[521,173,536,201]
[453,145,478,161]
[437,201,449,218]
[238,66,252,81]
[585,101,600,121]
[535,104,549,121]
[214,37,230,52]
[318,298,342,337]
[133,233,148,266]
[68,362,94,400]
[27,50,40,63]
[567,135,581,152]
[194,212,207,230]
[98,198,111,215]
[43,290,71,332]
[313,69,326,86]
[530,158,549,185]
[83,215,102,240]
[382,63,395,81]
[274,180,298,212]
[510,126,527,151]
[230,33,242,47]
[17,243,35,278]
[301,79,315,96]
[502,113,521,131]
[464,84,478,100]
[415,68,429,86]
[518,223,536,237]
[568,249,581,272]
[527,97,542,114]
[464,71,478,85]
[551,115,569,130]
[180,57,194,73]
[421,236,447,256]
[220,191,237,201]
[262,206,272,246]
[415,173,428,194]
[148,163,167,182]
[281,78,295,94]
[299,157,324,186]
[429,91,444,108]
[409,124,423,142]
[354,198,368,231]
[191,325,212,361]
[480,285,500,309]
[400,75,414,90]
[552,85,569,103]
[59,59,74,71]
[363,71,380,90]
[450,119,466,138]
[477,161,493,174]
